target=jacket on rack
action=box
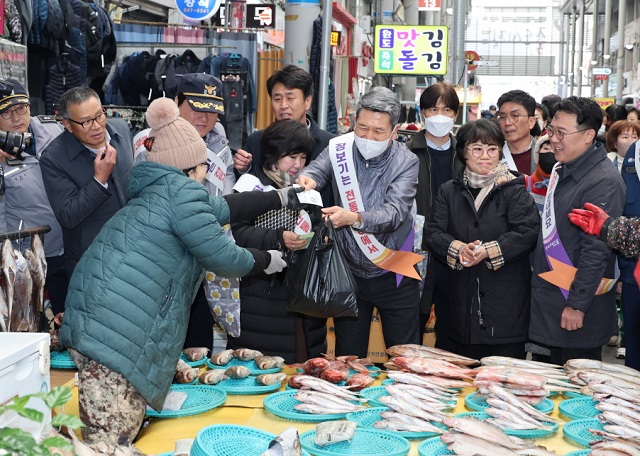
[45,60,84,115]
[203,53,257,114]
[39,119,134,275]
[310,15,338,134]
[163,50,202,100]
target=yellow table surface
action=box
[57,367,588,456]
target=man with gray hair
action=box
[40,87,134,275]
[297,86,423,357]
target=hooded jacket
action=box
[426,173,539,344]
[60,161,279,409]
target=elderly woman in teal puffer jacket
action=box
[59,98,301,452]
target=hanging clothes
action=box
[45,57,84,114]
[309,15,338,134]
[163,49,202,99]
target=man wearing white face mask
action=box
[406,82,463,349]
[296,86,422,358]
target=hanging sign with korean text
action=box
[175,0,222,21]
[374,25,448,75]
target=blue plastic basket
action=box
[453,411,559,439]
[417,437,454,456]
[180,352,207,368]
[263,390,363,422]
[299,427,410,456]
[562,418,604,447]
[360,386,457,409]
[214,376,282,395]
[563,391,591,399]
[464,392,554,414]
[145,385,226,418]
[206,358,281,375]
[192,425,311,456]
[564,451,591,456]
[346,407,447,439]
[558,397,599,420]
[50,350,77,369]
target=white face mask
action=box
[425,114,454,138]
[354,132,392,160]
[537,119,545,131]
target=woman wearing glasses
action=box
[425,118,540,359]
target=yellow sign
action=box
[454,85,482,104]
[374,25,448,75]
[594,97,615,109]
[330,31,341,47]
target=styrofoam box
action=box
[0,333,51,439]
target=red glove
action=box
[568,202,611,236]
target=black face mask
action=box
[538,152,557,174]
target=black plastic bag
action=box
[288,218,358,318]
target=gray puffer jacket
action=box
[300,133,419,278]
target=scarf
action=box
[464,162,514,210]
[262,167,294,189]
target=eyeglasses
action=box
[0,104,29,119]
[496,113,528,124]
[546,125,586,140]
[65,110,106,129]
[466,145,501,158]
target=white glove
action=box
[263,250,287,275]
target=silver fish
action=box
[0,283,8,332]
[294,375,366,401]
[11,250,33,332]
[2,240,16,331]
[442,417,531,450]
[183,347,209,362]
[30,235,47,312]
[225,365,251,379]
[293,402,363,414]
[209,349,234,366]
[24,249,44,332]
[378,395,448,423]
[233,348,263,361]
[440,431,520,455]
[565,359,640,379]
[176,359,191,372]
[198,369,227,385]
[378,411,444,433]
[294,390,364,412]
[590,439,640,456]
[487,384,560,423]
[255,373,286,386]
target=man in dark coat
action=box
[40,87,134,275]
[529,96,626,364]
[233,65,335,205]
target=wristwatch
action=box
[352,213,362,229]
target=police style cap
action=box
[178,73,225,115]
[0,79,29,114]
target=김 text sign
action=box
[374,25,448,75]
[175,0,222,21]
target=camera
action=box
[0,130,31,160]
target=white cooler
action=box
[0,333,51,439]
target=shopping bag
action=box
[288,218,358,318]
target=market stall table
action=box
[55,367,590,455]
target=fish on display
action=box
[320,368,349,384]
[376,411,445,434]
[176,358,191,372]
[225,365,251,379]
[442,416,531,450]
[0,283,8,332]
[314,420,357,446]
[255,373,286,386]
[210,349,234,366]
[24,248,44,332]
[233,348,263,361]
[387,344,480,367]
[174,367,199,384]
[344,373,374,391]
[2,240,17,332]
[254,355,285,370]
[391,356,476,380]
[30,234,47,312]
[440,431,520,455]
[183,347,209,362]
[292,357,330,376]
[291,375,366,402]
[293,390,365,413]
[10,249,33,332]
[589,439,640,456]
[385,370,469,389]
[198,369,227,385]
